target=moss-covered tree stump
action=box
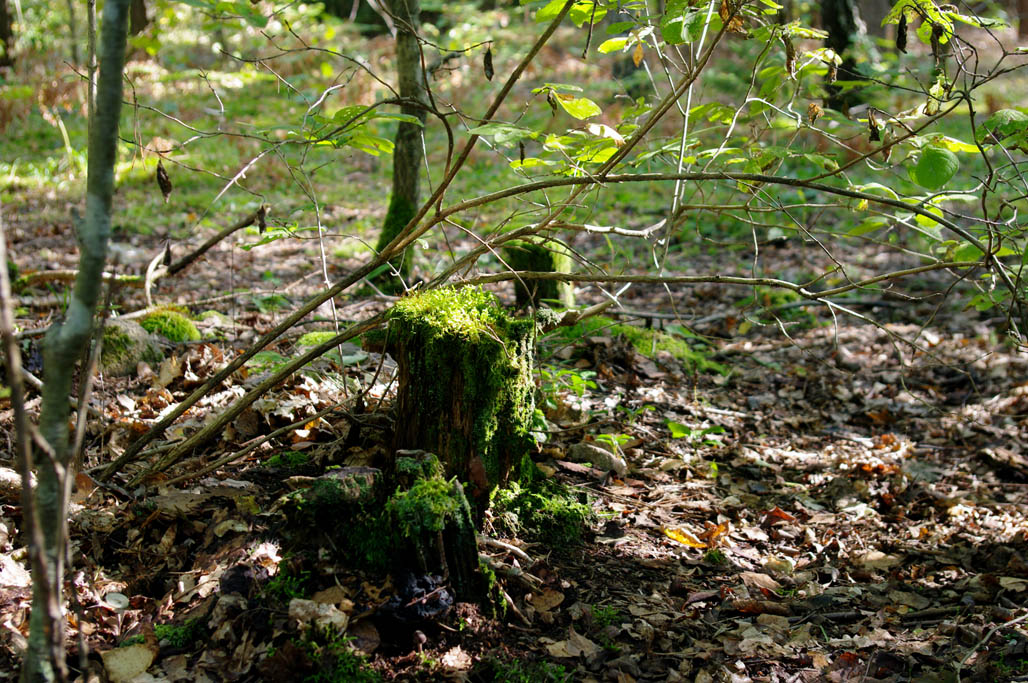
[501,237,574,309]
[388,287,536,510]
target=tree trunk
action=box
[129,0,148,35]
[821,0,862,113]
[21,0,130,679]
[374,0,426,286]
[0,0,13,67]
[388,287,536,513]
[1020,0,1028,39]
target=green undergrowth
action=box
[490,480,593,547]
[122,618,206,650]
[554,315,726,374]
[271,628,381,683]
[264,450,310,469]
[140,308,201,342]
[479,656,571,682]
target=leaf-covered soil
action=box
[3,199,1028,683]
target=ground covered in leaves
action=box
[3,204,1028,683]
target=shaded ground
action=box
[2,202,1028,682]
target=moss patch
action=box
[373,193,416,287]
[389,287,537,505]
[100,319,164,376]
[490,480,593,547]
[502,237,575,309]
[296,331,337,347]
[559,315,726,374]
[140,309,201,342]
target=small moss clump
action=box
[502,237,574,309]
[265,451,310,469]
[140,309,201,342]
[387,476,462,540]
[490,480,593,547]
[296,331,337,347]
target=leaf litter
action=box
[3,222,1028,682]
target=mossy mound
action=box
[490,480,593,547]
[502,237,575,309]
[140,309,201,342]
[559,315,726,374]
[100,319,164,376]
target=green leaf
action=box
[982,109,1028,137]
[667,421,693,439]
[568,1,607,27]
[598,37,628,53]
[847,216,889,237]
[935,136,979,153]
[467,123,536,146]
[535,0,567,22]
[510,157,556,170]
[954,242,983,261]
[910,145,959,190]
[606,21,635,34]
[554,93,602,120]
[344,131,394,156]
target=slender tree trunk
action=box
[21,0,130,679]
[129,0,148,35]
[1020,0,1028,39]
[64,0,79,64]
[821,0,861,113]
[0,0,14,67]
[374,0,426,285]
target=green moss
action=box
[391,286,505,341]
[373,193,417,286]
[100,320,164,375]
[482,657,570,683]
[390,287,537,499]
[265,451,310,469]
[154,619,206,649]
[560,315,726,374]
[296,331,337,347]
[490,480,593,546]
[294,628,382,683]
[140,309,201,342]
[102,325,135,357]
[387,477,461,539]
[502,237,575,309]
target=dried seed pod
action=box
[518,141,525,164]
[156,160,172,204]
[867,110,881,142]
[784,35,795,76]
[896,12,908,53]
[257,204,268,234]
[827,61,838,84]
[483,46,494,81]
[807,102,824,124]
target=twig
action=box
[956,611,1028,682]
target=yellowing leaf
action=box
[663,526,706,548]
[632,41,644,67]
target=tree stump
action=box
[388,287,536,511]
[502,237,575,309]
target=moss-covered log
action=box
[502,237,574,309]
[388,287,536,511]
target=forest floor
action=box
[3,192,1028,683]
